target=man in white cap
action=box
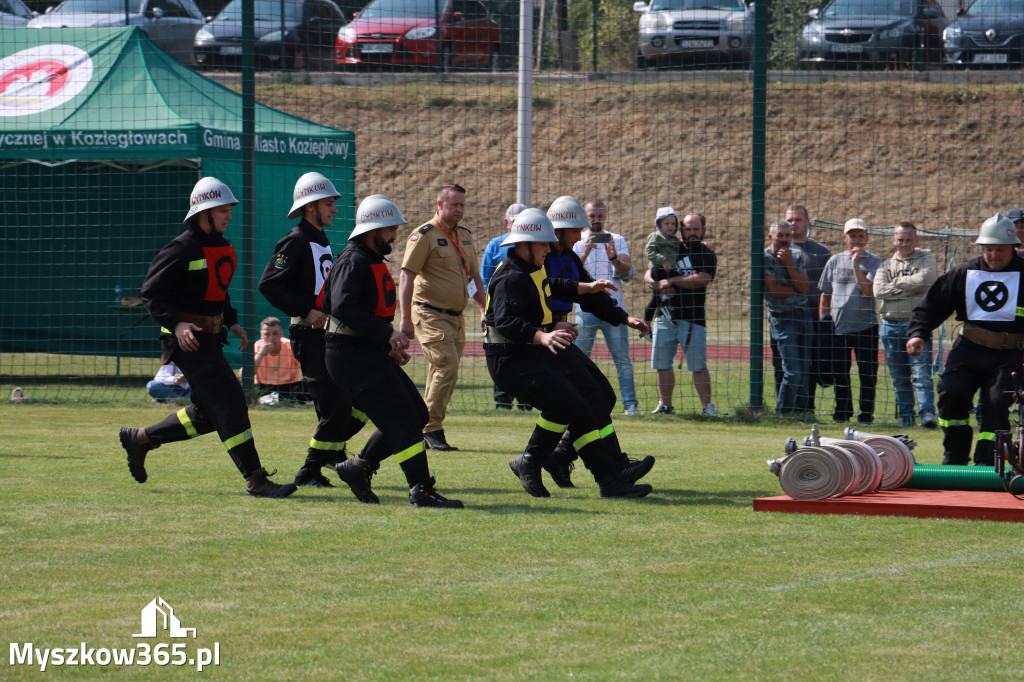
[483,208,652,499]
[908,213,1024,466]
[323,195,463,507]
[479,202,529,410]
[119,177,296,498]
[260,172,366,488]
[818,218,882,424]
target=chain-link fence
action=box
[1,1,1017,427]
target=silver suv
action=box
[633,0,753,69]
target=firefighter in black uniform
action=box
[908,213,1024,466]
[540,196,654,489]
[323,195,463,507]
[485,208,652,499]
[118,177,296,498]
[259,172,367,488]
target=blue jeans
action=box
[574,310,638,410]
[880,318,935,421]
[146,381,190,403]
[769,313,811,413]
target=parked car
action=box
[27,0,204,64]
[944,0,1024,66]
[1,0,35,26]
[633,0,753,69]
[334,0,501,71]
[799,0,947,69]
[194,0,347,70]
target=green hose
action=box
[906,465,1024,493]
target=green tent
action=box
[0,27,354,375]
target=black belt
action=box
[413,301,462,316]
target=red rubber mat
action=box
[753,489,1024,523]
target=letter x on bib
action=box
[966,269,1020,322]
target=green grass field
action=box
[3,403,1023,680]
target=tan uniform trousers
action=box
[413,305,466,433]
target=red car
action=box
[335,0,501,70]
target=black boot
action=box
[409,477,464,508]
[294,448,342,488]
[543,449,577,488]
[245,468,298,498]
[618,453,655,483]
[509,453,550,497]
[423,429,459,452]
[335,456,379,504]
[598,471,652,499]
[119,427,156,483]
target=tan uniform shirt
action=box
[401,214,479,311]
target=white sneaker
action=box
[702,403,717,416]
[624,405,641,416]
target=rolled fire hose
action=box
[843,429,915,490]
[819,437,883,495]
[771,446,847,500]
[906,464,1024,493]
[818,444,863,497]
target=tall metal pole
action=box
[748,0,768,410]
[516,0,533,206]
[241,0,256,391]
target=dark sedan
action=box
[944,0,1024,65]
[194,0,346,70]
[799,0,947,69]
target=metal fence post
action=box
[748,0,769,411]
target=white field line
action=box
[765,547,1024,593]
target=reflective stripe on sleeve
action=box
[176,407,198,437]
[938,417,971,427]
[309,438,344,452]
[394,440,425,463]
[223,429,253,451]
[573,429,601,451]
[537,416,568,433]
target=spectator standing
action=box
[818,218,882,424]
[908,213,1024,466]
[1008,209,1024,256]
[254,317,308,402]
[645,213,718,416]
[572,199,640,415]
[873,221,937,428]
[764,220,811,415]
[399,184,487,451]
[479,202,529,410]
[146,361,190,403]
[782,204,832,411]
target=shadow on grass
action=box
[641,488,775,507]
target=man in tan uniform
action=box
[399,183,487,451]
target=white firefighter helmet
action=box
[349,194,406,241]
[976,212,1021,245]
[546,196,591,230]
[501,208,557,247]
[184,177,238,223]
[287,172,341,219]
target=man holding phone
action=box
[572,198,640,415]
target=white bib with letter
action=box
[965,269,1019,322]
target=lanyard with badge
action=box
[434,216,477,297]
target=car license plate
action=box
[221,46,242,55]
[974,52,1007,63]
[360,43,394,54]
[831,44,863,53]
[678,39,714,48]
